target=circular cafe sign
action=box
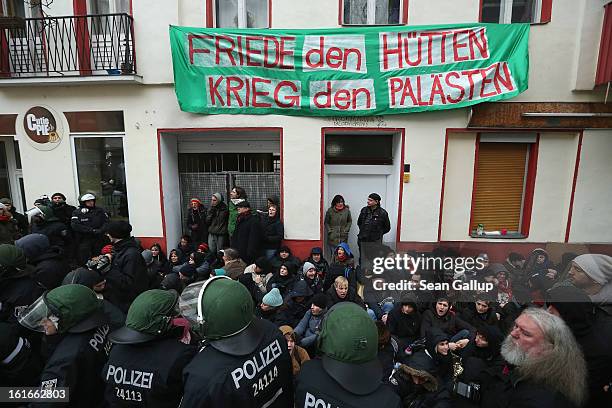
[22,106,63,149]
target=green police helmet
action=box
[44,284,107,334]
[180,276,265,356]
[317,302,382,396]
[110,289,179,344]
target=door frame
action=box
[0,136,25,212]
[321,127,406,251]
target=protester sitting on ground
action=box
[280,325,310,376]
[266,263,297,298]
[303,247,329,280]
[420,296,474,341]
[301,261,323,294]
[386,292,421,348]
[269,245,301,272]
[324,242,361,292]
[220,248,247,280]
[326,275,365,308]
[294,293,328,349]
[255,287,284,325]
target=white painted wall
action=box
[527,132,578,242]
[570,0,607,90]
[440,132,476,241]
[568,130,612,243]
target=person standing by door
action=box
[324,195,352,259]
[206,193,228,255]
[357,193,390,266]
[228,186,247,239]
[186,198,208,246]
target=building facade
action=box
[0,0,611,260]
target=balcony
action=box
[0,14,140,86]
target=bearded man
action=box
[478,308,587,408]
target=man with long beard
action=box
[478,308,587,408]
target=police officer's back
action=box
[180,276,293,407]
[103,289,197,407]
[295,302,402,408]
[18,284,111,407]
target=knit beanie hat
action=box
[572,254,612,285]
[302,262,316,274]
[262,288,283,307]
[311,293,329,309]
[141,249,154,265]
[104,221,132,240]
[368,193,381,202]
[212,193,223,202]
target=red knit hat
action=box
[101,244,114,255]
[198,243,209,253]
[190,198,201,205]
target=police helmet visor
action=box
[17,295,54,333]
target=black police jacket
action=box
[103,336,197,407]
[181,319,293,408]
[104,237,148,313]
[295,359,402,408]
[32,324,111,408]
[71,206,108,237]
[0,276,45,327]
[230,213,264,265]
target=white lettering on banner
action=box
[207,75,302,109]
[303,35,367,73]
[304,392,341,408]
[387,61,515,108]
[106,365,154,389]
[188,34,296,69]
[231,339,283,389]
[310,79,376,111]
[379,27,490,71]
[26,113,50,136]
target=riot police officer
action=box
[18,284,111,407]
[71,193,109,266]
[294,302,402,408]
[180,276,293,407]
[102,289,197,407]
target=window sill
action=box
[469,231,526,239]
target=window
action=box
[73,136,129,220]
[325,134,393,165]
[342,0,404,25]
[1,0,42,18]
[469,136,538,238]
[481,0,551,24]
[214,0,269,28]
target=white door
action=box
[326,167,396,262]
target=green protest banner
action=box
[170,23,529,116]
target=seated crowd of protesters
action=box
[0,189,611,407]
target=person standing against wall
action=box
[206,193,228,255]
[357,193,390,265]
[228,187,247,239]
[186,198,208,246]
[324,195,352,259]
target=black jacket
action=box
[33,324,111,408]
[0,275,45,327]
[387,305,421,344]
[230,213,263,265]
[30,246,69,290]
[181,319,294,408]
[325,285,365,308]
[32,220,70,250]
[324,258,361,292]
[71,206,108,238]
[206,202,229,235]
[186,205,208,236]
[459,303,500,330]
[103,336,197,407]
[420,309,474,338]
[52,203,77,228]
[261,215,284,251]
[295,359,402,408]
[9,208,28,237]
[357,205,391,242]
[104,237,148,313]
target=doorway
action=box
[0,137,25,212]
[324,130,403,262]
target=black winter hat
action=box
[311,293,329,309]
[235,200,251,209]
[51,192,66,201]
[104,221,132,239]
[368,193,381,202]
[179,264,197,278]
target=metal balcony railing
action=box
[0,13,136,78]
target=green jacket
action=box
[324,205,352,246]
[227,199,244,237]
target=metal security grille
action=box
[179,172,280,233]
